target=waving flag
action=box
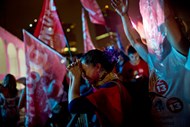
[23,30,67,127]
[139,0,166,57]
[34,0,67,52]
[80,0,106,25]
[82,8,95,53]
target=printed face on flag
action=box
[34,0,67,52]
[23,30,67,126]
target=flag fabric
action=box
[82,8,95,53]
[23,30,67,127]
[139,0,166,57]
[34,0,67,52]
[80,0,106,25]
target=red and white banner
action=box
[34,0,67,52]
[23,30,67,127]
[82,8,95,53]
[80,0,106,26]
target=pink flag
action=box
[23,30,67,127]
[80,0,106,25]
[34,0,67,52]
[82,8,95,53]
[139,0,166,57]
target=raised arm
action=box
[111,0,148,62]
[162,0,190,56]
[67,60,82,103]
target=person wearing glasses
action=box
[67,47,132,127]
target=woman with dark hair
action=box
[0,74,19,127]
[1,74,18,97]
[67,48,132,127]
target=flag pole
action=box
[102,9,115,46]
[64,37,73,63]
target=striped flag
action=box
[80,0,106,25]
[82,8,95,53]
[23,30,67,127]
[34,0,67,52]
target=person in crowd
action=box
[0,74,20,127]
[67,47,132,127]
[120,45,149,84]
[111,0,190,126]
[120,45,150,126]
[113,50,129,75]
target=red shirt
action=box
[121,59,149,83]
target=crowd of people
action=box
[0,0,190,127]
[111,0,190,127]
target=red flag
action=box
[34,0,67,52]
[23,30,67,127]
[80,0,106,25]
[82,8,95,53]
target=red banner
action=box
[80,0,106,25]
[23,30,67,127]
[82,8,95,53]
[34,0,67,52]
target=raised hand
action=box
[67,59,82,81]
[111,0,129,16]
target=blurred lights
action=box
[105,5,109,9]
[70,24,75,29]
[34,19,38,22]
[48,27,52,31]
[67,28,71,32]
[29,24,33,27]
[29,19,38,28]
[63,47,77,52]
[96,32,116,40]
